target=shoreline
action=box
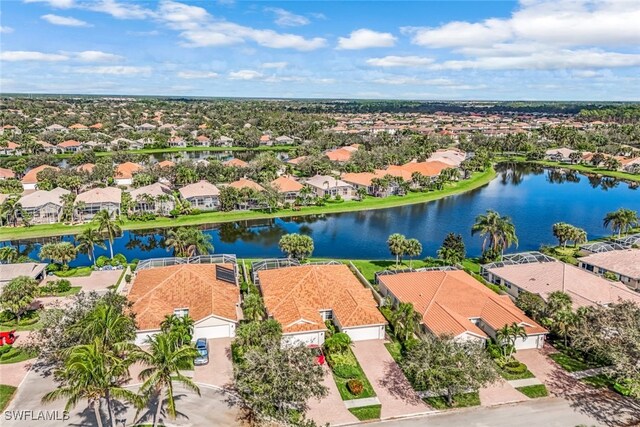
[498,157,640,183]
[0,168,497,241]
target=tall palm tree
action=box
[160,314,194,347]
[387,233,407,267]
[0,195,24,227]
[165,227,213,257]
[242,293,265,322]
[603,208,639,237]
[0,246,18,264]
[75,303,137,350]
[496,215,518,257]
[496,322,527,360]
[137,333,201,426]
[391,302,421,343]
[553,309,578,347]
[76,226,107,266]
[42,339,141,427]
[94,209,122,259]
[471,210,501,252]
[404,238,422,268]
[545,291,572,318]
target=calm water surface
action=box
[4,164,639,266]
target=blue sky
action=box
[1,0,639,100]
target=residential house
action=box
[45,124,67,132]
[75,187,122,220]
[259,134,272,146]
[57,139,83,153]
[270,175,304,203]
[254,262,386,345]
[325,144,360,162]
[115,162,143,186]
[428,148,467,167]
[223,158,249,168]
[156,160,175,169]
[305,175,355,200]
[21,165,59,190]
[545,148,577,163]
[194,135,211,146]
[578,249,640,291]
[0,263,47,287]
[89,123,103,130]
[168,137,187,147]
[482,253,640,308]
[217,136,234,147]
[128,259,240,344]
[341,170,403,197]
[179,180,220,211]
[129,183,175,216]
[76,163,96,174]
[136,123,157,132]
[19,187,70,224]
[228,178,265,192]
[275,135,294,145]
[0,141,21,156]
[0,167,15,180]
[36,140,56,153]
[377,268,547,349]
[69,123,89,131]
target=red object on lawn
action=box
[308,344,325,365]
[0,330,16,346]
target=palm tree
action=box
[160,314,194,347]
[0,195,24,227]
[387,233,407,267]
[603,208,639,237]
[404,238,422,268]
[75,303,137,350]
[471,210,501,252]
[94,209,122,259]
[496,215,518,257]
[242,293,265,322]
[76,226,107,266]
[553,309,578,347]
[165,227,213,257]
[0,246,18,264]
[391,302,421,343]
[495,322,527,360]
[545,291,572,318]
[42,339,141,427]
[137,333,201,426]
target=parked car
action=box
[308,344,325,365]
[194,338,209,366]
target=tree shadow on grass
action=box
[378,359,425,407]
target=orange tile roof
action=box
[58,139,81,148]
[4,141,19,150]
[260,135,270,142]
[21,165,59,184]
[378,270,546,339]
[326,147,357,162]
[69,123,88,129]
[157,160,175,168]
[129,264,239,331]
[287,156,307,165]
[76,163,95,173]
[228,178,264,192]
[258,264,386,334]
[116,162,143,179]
[224,158,249,168]
[0,167,16,179]
[89,123,103,129]
[271,175,303,193]
[396,160,452,177]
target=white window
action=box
[174,308,189,318]
[320,310,333,321]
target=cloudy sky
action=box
[1,0,639,100]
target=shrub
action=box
[111,253,127,266]
[96,256,110,268]
[46,263,60,272]
[335,194,342,201]
[503,361,527,374]
[487,343,502,360]
[0,345,12,356]
[603,271,618,281]
[324,332,352,354]
[347,379,364,395]
[190,208,202,215]
[334,364,360,379]
[125,274,132,284]
[327,352,357,368]
[130,259,139,270]
[55,279,71,293]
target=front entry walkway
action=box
[307,365,358,425]
[193,337,234,388]
[352,340,430,419]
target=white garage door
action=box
[343,326,384,342]
[514,335,543,350]
[194,324,231,340]
[283,331,324,346]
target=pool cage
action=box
[251,258,341,285]
[579,241,627,254]
[136,254,237,271]
[374,265,460,283]
[480,251,556,278]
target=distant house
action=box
[377,268,547,349]
[36,140,56,153]
[341,170,403,197]
[223,158,249,168]
[21,165,59,190]
[270,175,304,203]
[179,180,220,211]
[128,260,240,344]
[428,148,467,167]
[0,263,48,287]
[75,187,122,220]
[168,137,187,147]
[545,148,577,163]
[0,167,16,180]
[156,160,175,169]
[115,162,143,186]
[45,124,67,132]
[259,134,271,146]
[19,187,70,224]
[228,178,264,192]
[76,163,96,174]
[0,141,21,156]
[217,136,234,147]
[57,139,83,153]
[69,123,89,131]
[578,249,640,291]
[305,175,355,200]
[194,135,211,147]
[275,135,294,145]
[325,144,360,162]
[255,262,386,345]
[129,183,175,215]
[136,123,157,132]
[89,123,103,130]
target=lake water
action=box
[4,164,639,266]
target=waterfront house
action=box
[377,268,547,349]
[179,180,220,211]
[136,123,157,132]
[270,175,304,203]
[217,136,234,147]
[129,183,175,216]
[0,263,47,287]
[305,175,355,200]
[0,167,16,180]
[194,135,211,146]
[21,165,59,190]
[428,148,467,167]
[19,187,70,224]
[545,148,577,163]
[75,187,122,221]
[57,139,83,153]
[275,135,294,145]
[45,124,67,132]
[254,261,386,345]
[115,162,143,186]
[578,249,640,291]
[223,158,249,168]
[228,178,265,192]
[482,252,640,308]
[259,134,272,146]
[341,170,403,197]
[128,258,240,344]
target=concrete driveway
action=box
[352,340,430,419]
[307,365,358,425]
[193,337,234,388]
[4,367,241,427]
[42,270,122,293]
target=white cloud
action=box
[366,56,435,68]
[158,0,208,29]
[73,66,152,75]
[41,14,91,27]
[372,76,485,90]
[87,0,154,20]
[177,70,219,79]
[337,29,396,50]
[126,30,160,36]
[0,26,13,33]
[74,50,123,62]
[24,0,75,8]
[403,19,512,49]
[265,7,310,27]
[571,69,606,78]
[0,51,68,61]
[261,62,288,69]
[228,70,263,80]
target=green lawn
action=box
[0,168,496,241]
[53,266,93,277]
[0,385,17,411]
[39,286,82,297]
[0,347,38,364]
[516,384,549,398]
[529,160,640,183]
[548,352,595,373]
[384,341,403,364]
[329,348,377,400]
[424,392,480,409]
[495,362,535,381]
[581,374,614,389]
[0,312,43,332]
[348,404,381,421]
[460,258,482,273]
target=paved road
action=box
[364,397,605,427]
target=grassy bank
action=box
[0,385,16,411]
[0,168,496,241]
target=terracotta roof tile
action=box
[21,165,59,184]
[228,178,264,192]
[271,175,303,193]
[116,162,143,179]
